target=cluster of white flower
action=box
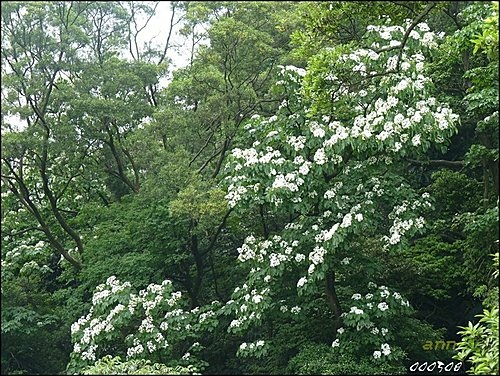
[378,302,389,311]
[385,215,426,246]
[81,345,97,361]
[313,148,327,165]
[239,340,265,354]
[126,343,145,358]
[225,183,248,208]
[323,123,349,147]
[139,316,155,333]
[381,343,391,356]
[308,246,326,265]
[287,135,306,151]
[199,309,216,323]
[379,286,390,298]
[271,172,304,193]
[231,147,259,166]
[70,276,195,364]
[373,342,392,359]
[309,120,326,138]
[146,341,156,353]
[297,276,307,288]
[238,242,256,262]
[279,65,306,77]
[350,306,364,315]
[92,289,111,305]
[236,235,301,268]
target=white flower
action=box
[380,31,392,40]
[380,288,390,298]
[308,264,315,274]
[378,302,389,311]
[341,213,352,228]
[324,189,336,199]
[295,253,306,263]
[365,293,373,299]
[395,79,409,92]
[270,253,281,267]
[422,32,435,46]
[155,333,164,343]
[355,213,363,222]
[332,339,340,347]
[147,341,156,353]
[409,30,420,40]
[299,161,311,175]
[373,350,382,359]
[313,148,327,165]
[381,343,391,356]
[418,23,430,32]
[311,122,326,138]
[309,246,326,265]
[371,327,380,335]
[230,319,241,328]
[412,134,421,146]
[337,327,345,334]
[264,275,271,283]
[340,257,351,265]
[290,306,301,314]
[297,277,308,288]
[252,295,263,304]
[350,306,364,315]
[381,328,389,336]
[240,342,247,351]
[288,136,306,151]
[352,293,362,300]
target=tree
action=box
[220,8,459,371]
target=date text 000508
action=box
[409,361,462,373]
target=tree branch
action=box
[407,158,465,169]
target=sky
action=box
[133,1,192,73]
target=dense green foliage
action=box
[1,1,498,375]
[80,355,196,375]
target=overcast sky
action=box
[133,1,192,72]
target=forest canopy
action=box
[1,1,498,375]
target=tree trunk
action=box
[326,269,342,331]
